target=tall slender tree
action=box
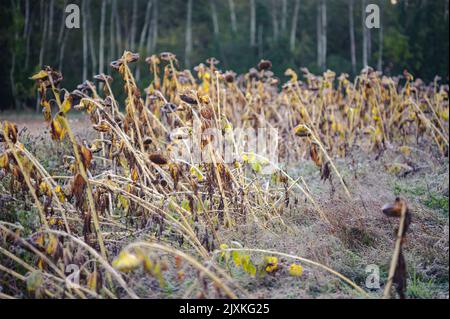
[38,0,49,69]
[99,0,107,75]
[136,0,153,81]
[349,0,357,74]
[362,0,369,67]
[151,0,159,51]
[377,0,384,72]
[228,0,237,33]
[109,0,116,63]
[290,0,300,52]
[281,0,287,32]
[317,0,327,71]
[130,0,138,51]
[210,0,220,37]
[250,0,256,47]
[82,0,88,80]
[185,0,193,68]
[271,0,279,41]
[86,0,97,76]
[321,0,327,70]
[24,0,31,68]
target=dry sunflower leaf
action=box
[112,250,143,272]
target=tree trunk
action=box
[99,0,106,75]
[368,25,372,63]
[250,0,256,47]
[39,0,49,69]
[210,0,220,37]
[136,0,153,81]
[377,0,384,72]
[362,0,368,67]
[258,24,263,59]
[445,0,449,21]
[281,0,287,32]
[10,0,18,109]
[23,0,29,38]
[228,0,237,33]
[109,0,116,62]
[48,0,54,42]
[82,0,88,80]
[321,0,327,70]
[59,32,68,73]
[57,0,69,71]
[185,0,193,68]
[138,0,153,52]
[86,0,97,76]
[24,0,31,68]
[57,0,68,44]
[316,2,322,69]
[146,6,154,54]
[290,0,300,52]
[151,0,159,51]
[271,0,279,42]
[349,0,357,75]
[130,0,138,51]
[113,0,121,56]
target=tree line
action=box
[0,0,448,110]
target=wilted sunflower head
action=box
[382,197,406,218]
[258,59,272,71]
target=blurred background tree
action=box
[0,0,448,111]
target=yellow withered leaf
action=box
[86,271,98,291]
[131,166,139,182]
[37,258,44,270]
[112,250,143,272]
[34,233,45,247]
[117,194,129,211]
[54,185,65,202]
[399,146,411,157]
[3,121,18,144]
[41,100,52,122]
[46,235,58,255]
[294,124,311,137]
[198,94,210,104]
[79,145,93,169]
[0,153,8,169]
[61,97,71,113]
[39,181,52,197]
[30,70,48,80]
[232,251,242,267]
[264,256,278,273]
[310,143,322,167]
[93,123,110,133]
[251,161,262,173]
[190,165,203,181]
[50,115,67,141]
[289,263,303,277]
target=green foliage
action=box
[384,27,412,66]
[0,0,448,110]
[407,270,436,299]
[424,194,449,216]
